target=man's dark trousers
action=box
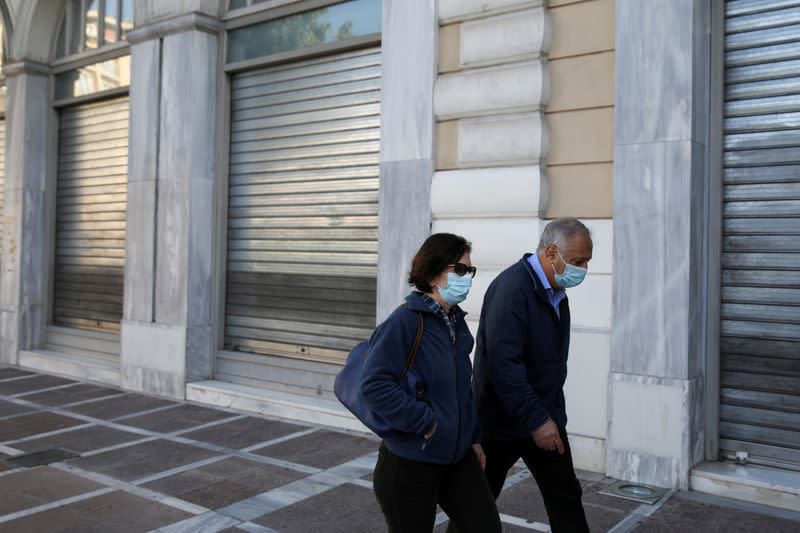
[483,430,589,533]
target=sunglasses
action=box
[449,263,477,278]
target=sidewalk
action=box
[0,366,798,532]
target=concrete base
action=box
[17,349,121,387]
[120,320,188,399]
[569,434,607,474]
[691,462,800,512]
[186,380,369,433]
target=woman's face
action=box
[430,252,472,290]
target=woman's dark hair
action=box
[408,233,472,293]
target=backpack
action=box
[334,308,424,438]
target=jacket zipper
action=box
[451,321,461,463]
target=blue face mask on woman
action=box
[553,251,587,289]
[435,273,472,305]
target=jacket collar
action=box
[520,254,566,313]
[405,291,467,321]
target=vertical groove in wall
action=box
[151,37,162,324]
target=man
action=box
[472,218,592,533]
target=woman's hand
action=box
[472,443,486,470]
[424,421,437,441]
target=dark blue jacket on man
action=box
[473,254,571,440]
[360,291,480,464]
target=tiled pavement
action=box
[0,367,798,533]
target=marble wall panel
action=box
[376,0,437,322]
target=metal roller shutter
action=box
[0,119,5,249]
[224,48,380,366]
[720,0,800,469]
[53,97,129,333]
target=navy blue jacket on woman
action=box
[472,254,571,440]
[360,291,480,464]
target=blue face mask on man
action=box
[553,251,587,289]
[435,272,472,305]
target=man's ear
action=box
[545,244,558,262]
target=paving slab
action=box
[66,439,219,482]
[0,399,34,418]
[22,384,122,407]
[142,456,308,510]
[66,490,193,531]
[0,368,34,380]
[0,505,108,533]
[434,522,533,532]
[65,393,177,420]
[254,429,379,469]
[119,404,234,433]
[0,375,76,396]
[632,492,800,533]
[255,482,387,533]
[496,476,549,524]
[181,416,306,450]
[13,424,143,455]
[0,466,104,515]
[0,411,84,442]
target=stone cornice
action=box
[126,12,221,44]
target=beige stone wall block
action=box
[436,120,460,170]
[439,24,462,73]
[546,107,614,165]
[439,0,545,23]
[544,163,613,218]
[549,0,590,6]
[548,51,615,112]
[550,0,615,59]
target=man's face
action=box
[542,234,593,287]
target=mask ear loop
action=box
[551,248,567,278]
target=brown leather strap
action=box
[402,312,424,375]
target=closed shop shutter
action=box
[0,119,5,248]
[720,1,800,468]
[223,48,380,367]
[53,97,129,333]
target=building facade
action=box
[0,0,797,510]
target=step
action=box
[691,461,800,512]
[186,379,369,433]
[18,349,121,388]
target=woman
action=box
[360,233,501,533]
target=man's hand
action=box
[472,443,486,470]
[532,419,565,455]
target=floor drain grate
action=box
[599,480,667,504]
[6,449,79,468]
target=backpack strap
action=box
[401,311,424,377]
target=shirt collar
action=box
[528,253,562,295]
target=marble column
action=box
[608,0,712,489]
[120,13,220,398]
[375,0,437,322]
[0,61,52,364]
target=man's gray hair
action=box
[537,218,592,253]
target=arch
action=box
[11,0,66,63]
[0,0,13,65]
